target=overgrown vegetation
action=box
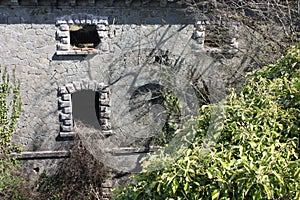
[0,67,22,199]
[33,136,110,200]
[114,44,300,199]
[187,0,300,88]
[158,89,181,145]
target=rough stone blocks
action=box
[59,113,71,120]
[59,100,71,108]
[102,130,113,137]
[63,106,72,114]
[57,30,69,38]
[60,24,69,31]
[66,84,76,93]
[61,38,69,44]
[57,44,69,51]
[61,125,72,132]
[59,86,68,94]
[100,100,110,106]
[100,111,111,119]
[62,94,71,101]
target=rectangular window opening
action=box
[70,25,100,50]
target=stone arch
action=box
[58,79,111,138]
[56,14,109,55]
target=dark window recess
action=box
[70,25,100,49]
[204,25,231,48]
[72,90,100,129]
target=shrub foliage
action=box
[114,44,300,200]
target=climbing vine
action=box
[0,67,22,149]
[0,66,22,199]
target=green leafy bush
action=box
[114,44,300,200]
[0,67,22,199]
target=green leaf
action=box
[263,184,273,199]
[211,189,220,200]
[184,182,189,193]
[171,179,178,194]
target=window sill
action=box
[56,49,100,55]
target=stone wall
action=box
[0,2,249,192]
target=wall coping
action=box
[7,0,173,7]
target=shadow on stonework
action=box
[51,54,87,61]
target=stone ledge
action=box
[56,49,100,55]
[8,0,177,7]
[10,150,71,159]
[104,146,160,154]
[60,132,75,137]
[206,48,239,55]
